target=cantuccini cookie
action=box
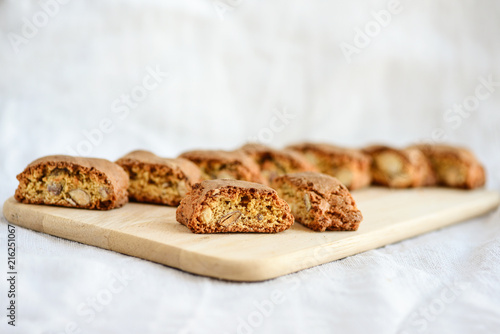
[15,155,129,210]
[411,144,486,189]
[176,179,294,233]
[116,150,202,206]
[286,143,371,190]
[179,150,265,184]
[239,143,317,184]
[271,172,362,232]
[363,145,436,188]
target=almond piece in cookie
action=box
[411,144,486,189]
[15,155,129,210]
[363,145,436,188]
[271,172,363,232]
[176,179,293,233]
[179,150,265,184]
[116,150,203,206]
[239,143,317,184]
[286,143,371,190]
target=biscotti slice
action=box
[239,143,317,184]
[179,150,265,184]
[271,172,362,232]
[116,150,202,206]
[411,144,486,189]
[15,155,129,210]
[176,179,294,233]
[363,145,436,188]
[286,143,371,190]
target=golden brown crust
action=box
[15,155,129,210]
[271,172,363,232]
[117,150,201,174]
[411,144,486,189]
[363,145,436,188]
[179,149,265,184]
[116,150,203,206]
[239,143,317,184]
[286,142,371,190]
[176,179,293,233]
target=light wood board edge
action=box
[3,192,500,282]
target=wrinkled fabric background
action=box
[1,0,500,333]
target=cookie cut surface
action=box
[411,144,486,189]
[116,150,203,206]
[176,179,293,233]
[287,143,371,190]
[15,155,129,210]
[239,143,317,184]
[271,172,363,232]
[363,145,436,188]
[179,150,265,184]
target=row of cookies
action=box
[13,142,485,234]
[174,143,486,191]
[286,143,486,190]
[144,142,486,193]
[13,152,363,233]
[14,142,486,210]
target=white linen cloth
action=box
[1,0,500,333]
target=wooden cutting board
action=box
[3,187,499,281]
